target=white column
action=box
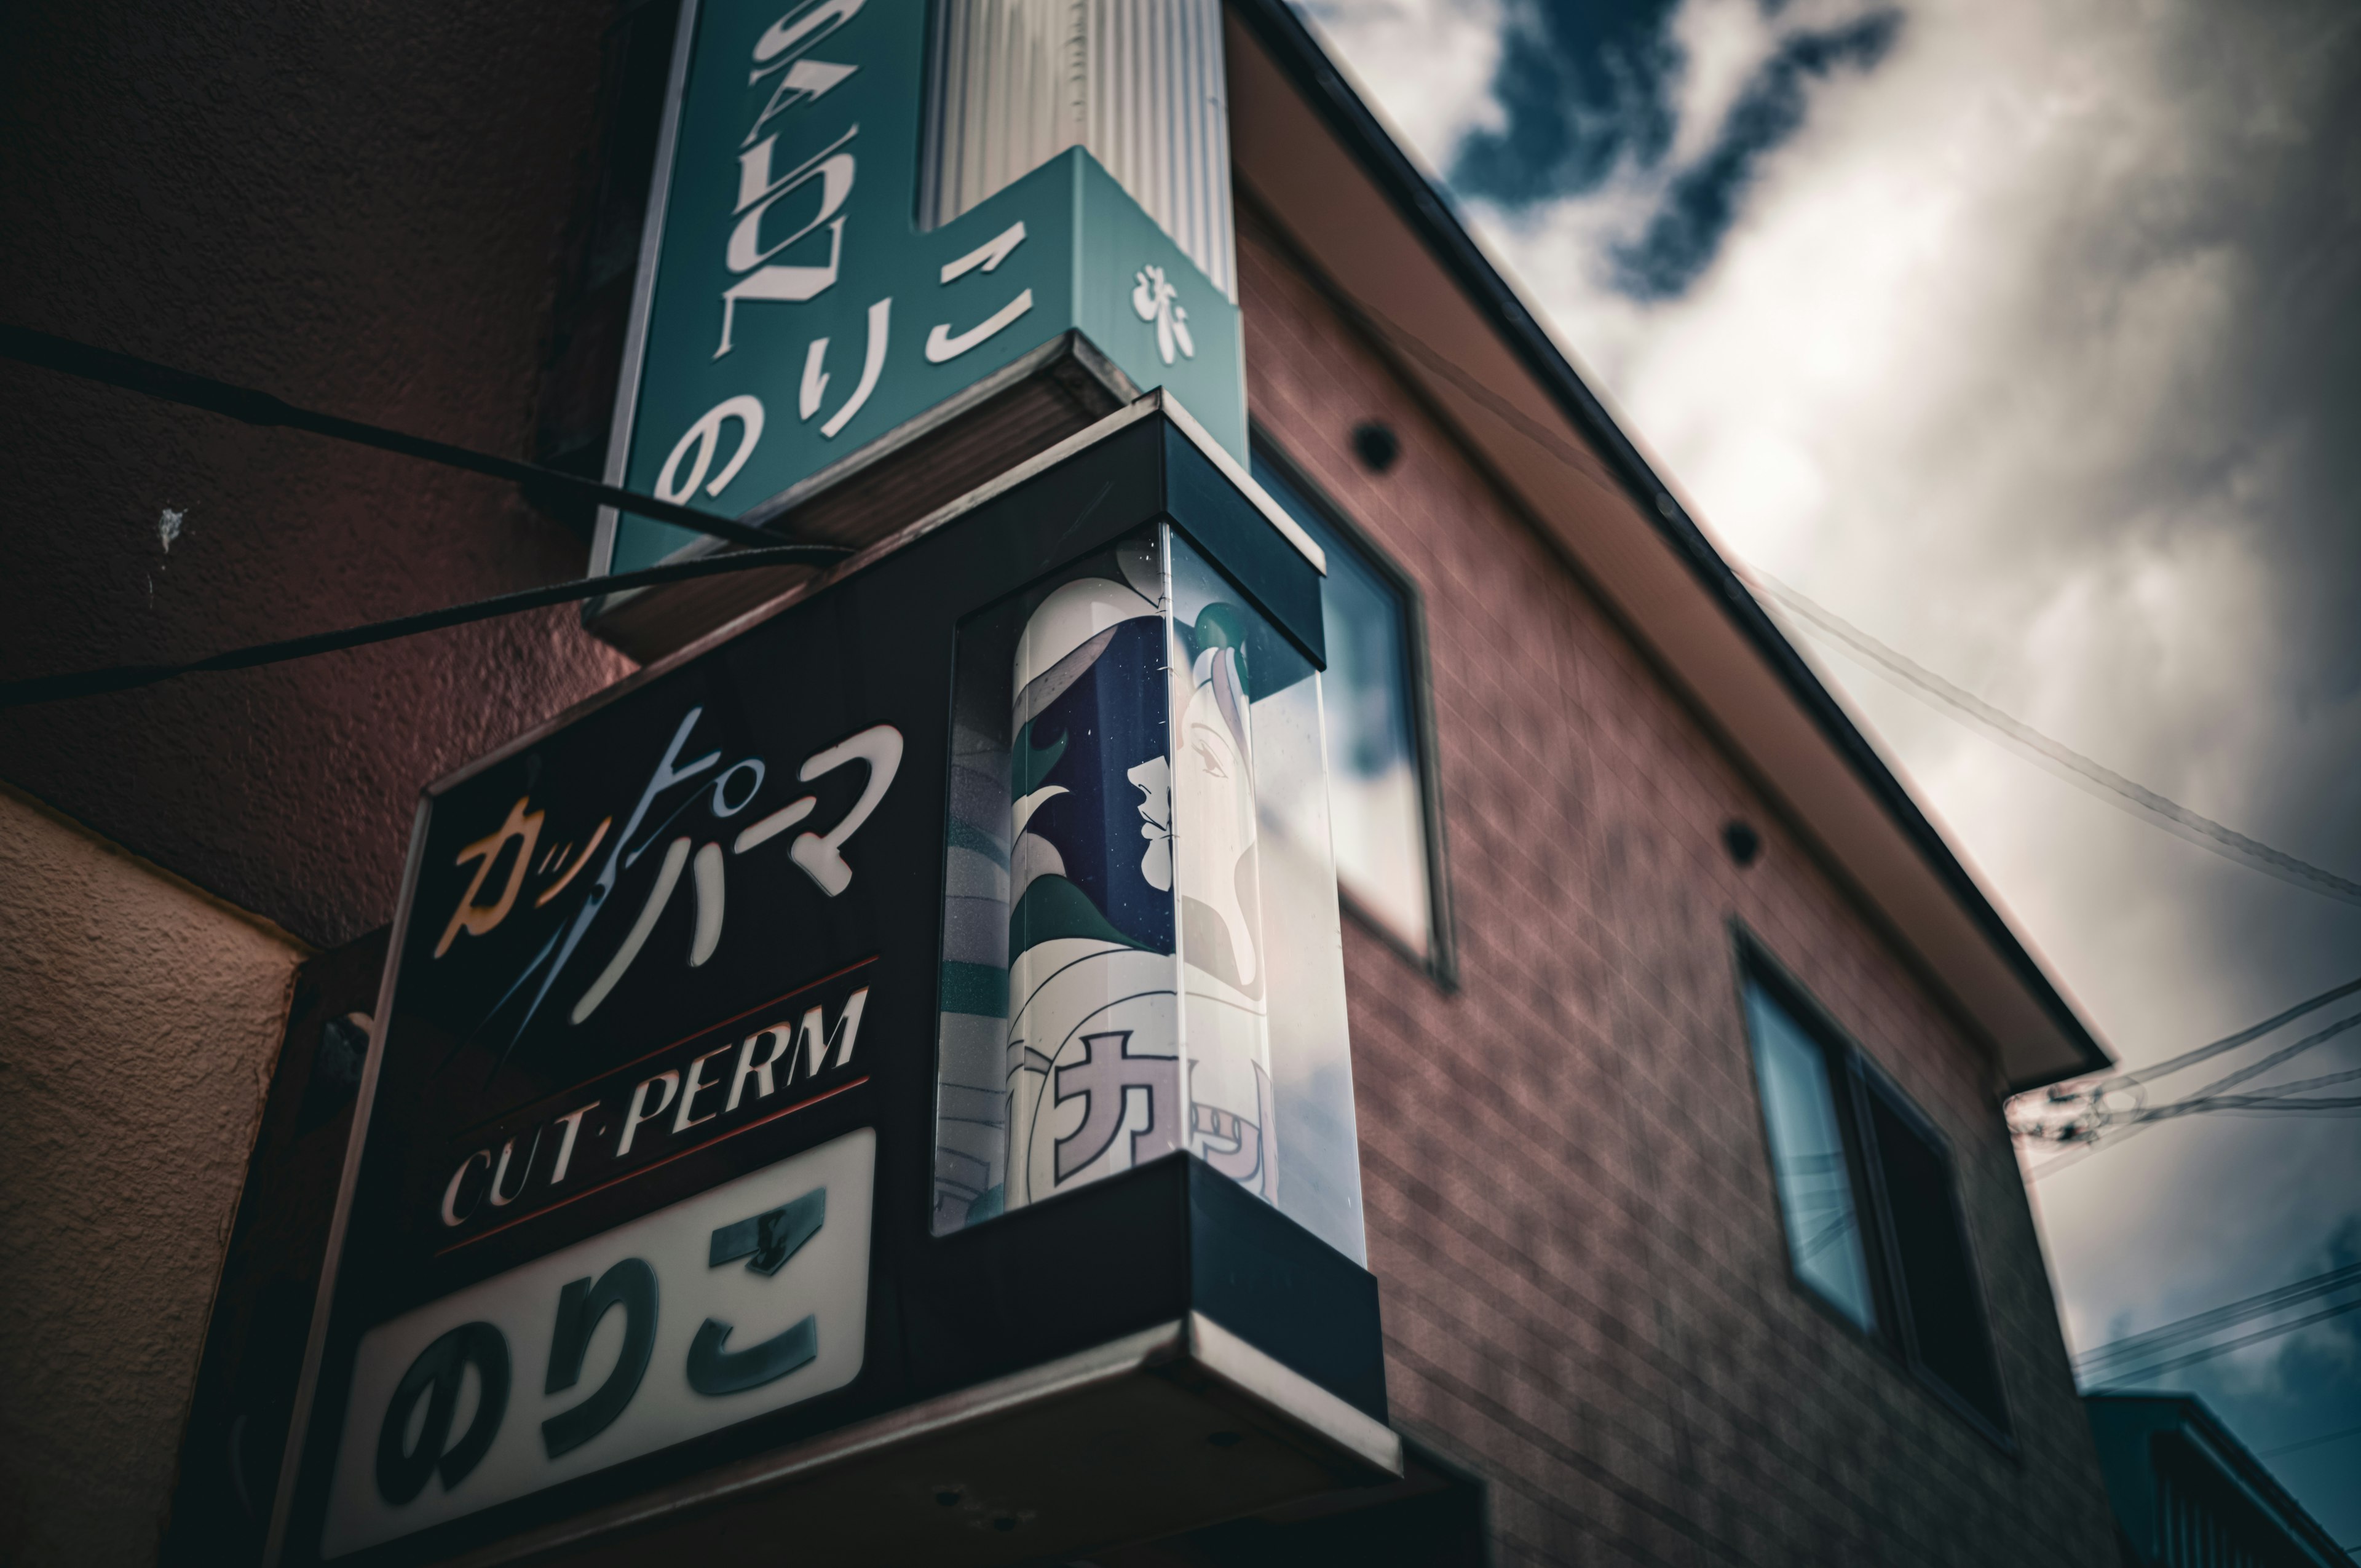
[921,0,1236,300]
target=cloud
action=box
[1294,0,1508,176]
[1409,0,1907,298]
[1610,10,1899,296]
[1447,0,1683,205]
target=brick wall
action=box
[1238,220,2119,1567]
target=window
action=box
[1864,1081,2011,1427]
[1746,981,1880,1331]
[1740,951,2011,1438]
[1249,440,1449,973]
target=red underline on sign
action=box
[432,1075,871,1257]
[453,954,880,1141]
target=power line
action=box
[2086,1295,2361,1387]
[0,323,802,553]
[2105,975,2361,1088]
[1743,571,2361,909]
[1199,240,2355,924]
[2269,1063,2361,1096]
[2162,1011,2361,1107]
[2261,1420,2361,1459]
[2133,1093,2361,1115]
[2074,1261,2361,1373]
[2139,1064,2361,1119]
[2028,1007,2361,1178]
[0,542,848,709]
[2013,978,2361,1163]
[2218,1064,2361,1101]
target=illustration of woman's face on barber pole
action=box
[1170,619,1278,1200]
[1001,553,1187,1211]
[1175,644,1264,997]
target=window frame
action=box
[1249,430,1457,990]
[1731,924,2017,1453]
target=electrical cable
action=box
[2234,1064,2361,1099]
[1745,570,2361,910]
[2103,975,2361,1088]
[0,543,848,709]
[2135,1067,2361,1120]
[0,323,805,553]
[2158,1011,2361,1107]
[2132,1093,2361,1116]
[2261,1420,2361,1459]
[2073,1261,2361,1372]
[2028,1007,2361,1178]
[2231,1061,2361,1101]
[2086,1295,2361,1387]
[2012,974,2361,1147]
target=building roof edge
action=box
[2084,1394,2351,1566]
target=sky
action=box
[1295,0,2361,1540]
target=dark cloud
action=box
[1450,0,1683,207]
[1450,1,1902,299]
[1610,13,1899,297]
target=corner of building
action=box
[0,778,306,1564]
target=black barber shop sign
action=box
[267,404,1393,1568]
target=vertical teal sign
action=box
[600,0,1248,576]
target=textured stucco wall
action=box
[0,0,635,948]
[0,785,303,1565]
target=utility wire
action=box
[0,323,804,553]
[2074,1261,2361,1372]
[2243,1065,2361,1098]
[2011,975,2361,1147]
[2135,1059,2361,1120]
[2086,1295,2361,1387]
[2262,1420,2361,1459]
[0,543,848,709]
[1744,571,2361,910]
[2028,1008,2361,1178]
[2103,975,2361,1088]
[2160,1012,2361,1108]
[2135,1093,2361,1115]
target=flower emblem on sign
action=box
[1131,264,1195,365]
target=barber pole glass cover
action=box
[933,525,1362,1262]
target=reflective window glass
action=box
[1249,449,1436,960]
[928,523,1364,1262]
[1744,980,1879,1332]
[1865,1083,2008,1430]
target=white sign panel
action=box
[321,1128,875,1558]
